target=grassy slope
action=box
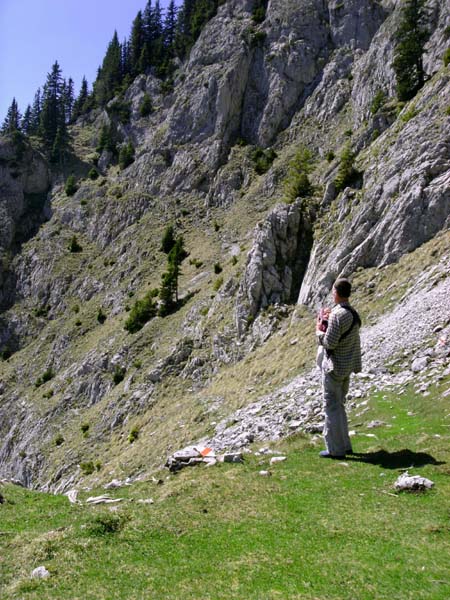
[1,372,449,600]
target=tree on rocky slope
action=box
[94,31,123,106]
[175,0,219,59]
[62,77,75,123]
[30,88,42,134]
[164,0,178,56]
[38,61,71,162]
[71,76,91,121]
[20,105,33,134]
[334,143,360,193]
[159,235,188,316]
[130,10,146,77]
[39,62,64,148]
[283,146,315,203]
[393,0,430,102]
[1,98,21,134]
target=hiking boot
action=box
[319,450,346,459]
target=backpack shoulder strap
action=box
[340,306,361,340]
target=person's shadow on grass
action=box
[346,449,446,469]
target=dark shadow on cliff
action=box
[347,449,445,469]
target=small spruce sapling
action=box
[65,174,78,196]
[68,235,83,253]
[140,93,153,117]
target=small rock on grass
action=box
[259,471,272,477]
[394,472,434,492]
[221,453,243,463]
[86,495,124,505]
[366,420,385,429]
[65,490,79,504]
[104,479,125,490]
[270,456,287,465]
[411,357,429,373]
[31,566,50,579]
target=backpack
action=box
[339,305,361,341]
[325,306,361,359]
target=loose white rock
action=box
[86,495,124,505]
[366,420,385,429]
[394,472,434,492]
[411,357,429,373]
[270,456,287,465]
[104,479,125,490]
[222,452,244,463]
[31,566,50,579]
[65,489,79,504]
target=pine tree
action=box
[158,234,187,316]
[39,61,64,149]
[124,293,157,333]
[151,0,164,67]
[72,76,89,121]
[96,123,117,154]
[65,175,78,197]
[175,0,218,60]
[190,0,218,42]
[143,0,165,69]
[138,44,151,74]
[164,0,178,56]
[334,144,359,193]
[63,77,75,123]
[30,88,42,133]
[118,141,135,170]
[175,0,195,58]
[51,121,69,164]
[283,146,314,202]
[121,39,132,80]
[38,62,71,160]
[2,98,22,134]
[143,0,154,64]
[160,224,176,253]
[139,92,153,117]
[393,0,430,102]
[158,267,178,316]
[130,10,146,75]
[94,31,123,106]
[21,105,33,135]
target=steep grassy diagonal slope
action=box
[1,375,449,599]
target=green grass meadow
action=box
[1,376,449,600]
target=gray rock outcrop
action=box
[0,137,50,309]
[299,71,450,305]
[236,200,314,335]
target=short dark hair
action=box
[333,278,352,298]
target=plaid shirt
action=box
[317,302,362,377]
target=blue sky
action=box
[0,0,177,122]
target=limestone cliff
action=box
[0,0,449,490]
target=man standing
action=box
[316,278,362,458]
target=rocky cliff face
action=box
[0,0,449,490]
[0,138,50,309]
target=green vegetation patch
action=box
[250,146,277,175]
[0,375,449,599]
[283,145,315,203]
[124,293,157,333]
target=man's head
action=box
[333,278,352,302]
